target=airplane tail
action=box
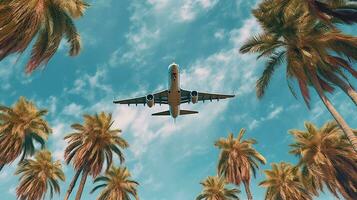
[179,110,198,115]
[152,110,198,116]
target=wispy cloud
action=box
[0,55,33,90]
[62,103,84,117]
[267,106,283,120]
[112,0,220,65]
[50,120,71,161]
[36,96,58,117]
[248,105,284,130]
[64,66,112,100]
[214,29,225,40]
[8,186,16,196]
[177,0,218,22]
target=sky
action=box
[0,0,356,200]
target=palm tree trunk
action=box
[64,169,82,200]
[327,72,357,105]
[243,180,253,200]
[311,73,357,152]
[75,170,89,200]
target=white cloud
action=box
[62,103,83,117]
[179,17,262,96]
[65,66,112,100]
[109,49,121,67]
[50,120,71,161]
[0,57,16,80]
[127,26,160,52]
[36,96,58,115]
[248,106,284,130]
[81,32,98,47]
[148,0,170,11]
[179,1,196,22]
[173,145,208,163]
[52,122,67,139]
[70,78,86,94]
[267,106,283,120]
[114,0,220,65]
[120,25,161,64]
[0,171,8,179]
[177,0,218,22]
[249,119,260,130]
[88,68,111,91]
[142,175,163,191]
[230,17,261,46]
[53,147,66,161]
[8,186,16,196]
[198,0,217,8]
[214,29,225,40]
[0,55,29,90]
[308,91,356,123]
[131,162,143,178]
[310,101,325,121]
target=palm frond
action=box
[256,51,286,98]
[240,33,283,55]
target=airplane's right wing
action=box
[113,90,169,105]
[180,89,235,104]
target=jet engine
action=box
[190,91,198,104]
[146,94,154,107]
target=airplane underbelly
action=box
[170,105,180,118]
[168,89,180,118]
[168,90,180,105]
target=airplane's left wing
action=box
[180,89,234,104]
[113,90,169,105]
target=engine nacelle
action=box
[190,91,198,104]
[146,94,154,107]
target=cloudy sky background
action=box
[0,0,356,199]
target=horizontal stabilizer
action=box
[152,110,170,116]
[180,110,198,115]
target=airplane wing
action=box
[180,89,235,104]
[113,90,169,105]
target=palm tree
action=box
[91,166,139,200]
[15,150,65,200]
[215,128,266,200]
[259,162,313,200]
[0,0,88,73]
[196,176,240,200]
[64,112,129,200]
[0,96,52,171]
[240,0,357,151]
[289,121,357,200]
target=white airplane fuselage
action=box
[168,63,181,118]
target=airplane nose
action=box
[169,63,178,71]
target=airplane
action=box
[113,63,235,118]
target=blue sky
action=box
[0,0,356,200]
